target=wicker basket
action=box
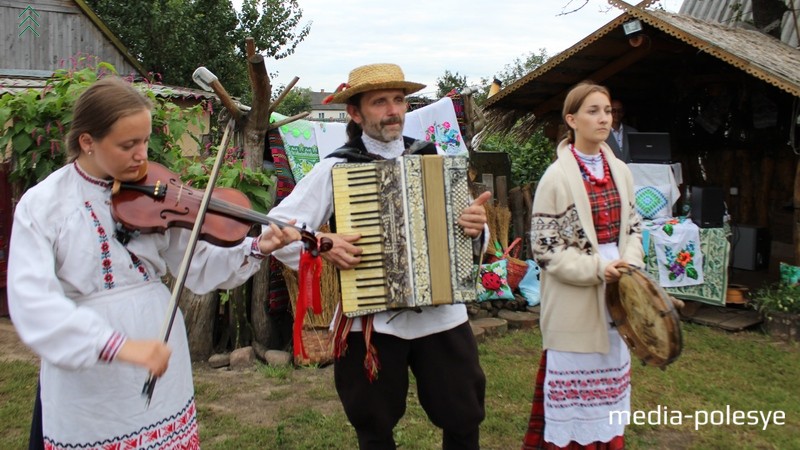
[281,226,340,328]
[484,237,528,291]
[294,328,334,366]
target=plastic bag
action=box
[518,259,541,306]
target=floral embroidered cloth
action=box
[403,97,469,156]
[645,225,730,306]
[270,97,469,183]
[645,218,704,288]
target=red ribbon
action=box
[321,82,350,104]
[293,247,323,360]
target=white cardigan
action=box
[530,140,644,353]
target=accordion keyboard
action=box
[331,165,390,311]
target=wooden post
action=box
[181,291,218,360]
[242,53,271,170]
[509,186,525,249]
[495,176,508,208]
[756,156,774,227]
[720,149,734,221]
[737,149,754,224]
[522,183,534,260]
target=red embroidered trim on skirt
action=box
[522,351,625,450]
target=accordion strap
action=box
[331,306,380,382]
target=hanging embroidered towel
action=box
[272,112,321,182]
[404,97,468,156]
[312,121,348,160]
[648,219,704,287]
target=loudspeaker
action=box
[690,186,724,228]
[731,225,770,270]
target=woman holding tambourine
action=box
[521,81,644,450]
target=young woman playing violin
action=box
[8,76,302,450]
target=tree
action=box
[435,70,468,99]
[84,0,311,96]
[272,86,312,117]
[431,51,555,187]
[494,49,549,87]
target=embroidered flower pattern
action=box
[129,251,150,282]
[85,201,114,289]
[546,365,631,408]
[425,121,462,155]
[663,241,699,281]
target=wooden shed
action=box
[2,0,145,76]
[484,1,800,272]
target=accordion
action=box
[332,155,476,317]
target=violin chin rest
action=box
[135,161,149,181]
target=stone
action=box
[472,309,492,320]
[229,346,254,370]
[208,353,230,369]
[266,350,293,367]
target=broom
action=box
[495,204,511,250]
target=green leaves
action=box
[3,58,277,220]
[753,282,800,314]
[479,129,554,187]
[180,154,276,214]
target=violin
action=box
[111,161,331,255]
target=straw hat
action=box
[324,63,426,104]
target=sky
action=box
[232,0,683,97]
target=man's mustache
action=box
[381,117,402,126]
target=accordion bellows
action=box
[332,155,475,317]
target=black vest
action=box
[326,136,437,162]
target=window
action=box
[339,112,346,119]
[318,112,325,119]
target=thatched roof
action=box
[484,5,800,139]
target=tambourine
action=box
[606,264,683,369]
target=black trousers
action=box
[334,321,485,450]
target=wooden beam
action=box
[268,112,311,131]
[532,44,651,119]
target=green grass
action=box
[0,361,38,448]
[2,324,799,449]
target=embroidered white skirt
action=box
[40,282,199,449]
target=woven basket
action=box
[294,328,334,366]
[282,226,340,328]
[485,237,528,291]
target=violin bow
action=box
[142,119,236,407]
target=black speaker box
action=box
[731,225,770,270]
[690,186,724,228]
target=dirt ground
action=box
[0,317,341,430]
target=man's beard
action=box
[364,117,403,142]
